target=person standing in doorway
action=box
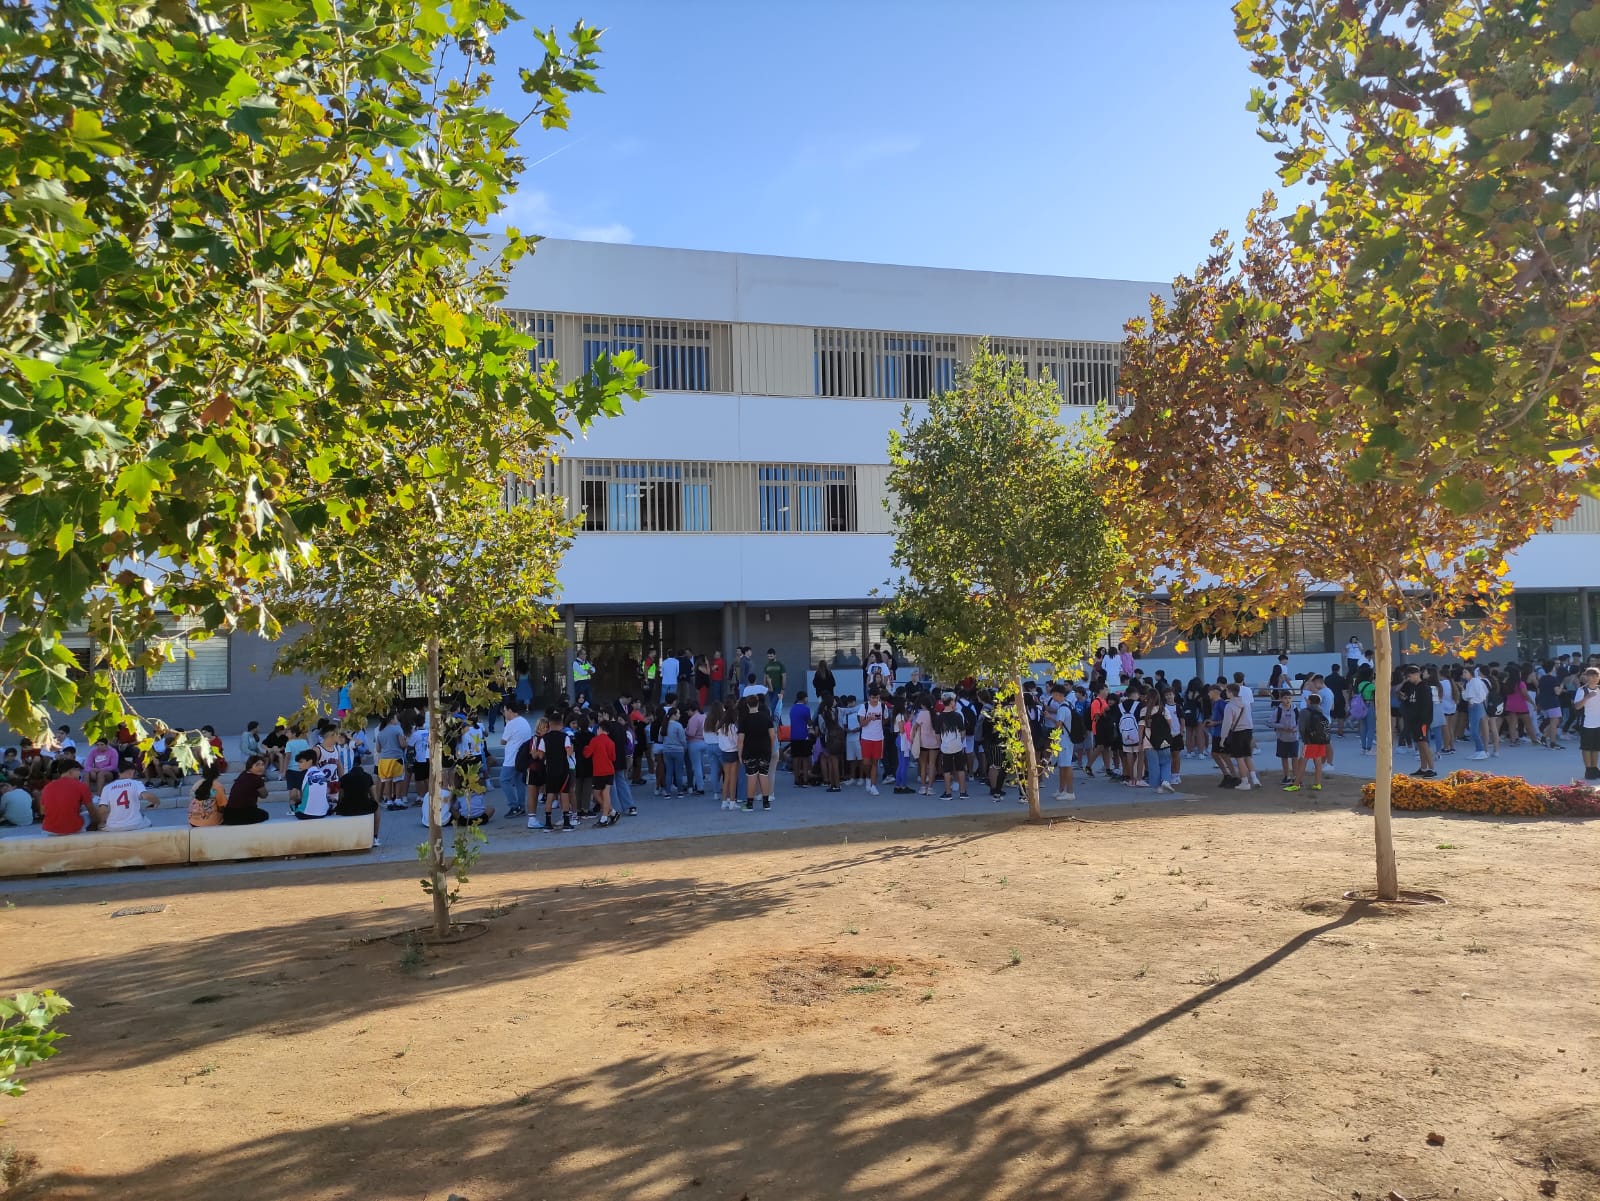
[572,646,594,705]
[659,648,681,701]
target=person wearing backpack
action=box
[1291,693,1332,791]
[1349,667,1376,754]
[1047,683,1077,802]
[1270,689,1301,786]
[1088,685,1117,779]
[1117,687,1146,787]
[1141,689,1176,793]
[1218,683,1257,790]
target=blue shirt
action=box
[790,703,811,739]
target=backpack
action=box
[1068,706,1087,744]
[1148,708,1172,749]
[961,702,979,736]
[1303,708,1331,746]
[1117,703,1141,748]
[1348,692,1368,720]
[1095,706,1118,743]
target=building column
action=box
[737,602,748,653]
[722,602,735,686]
[1582,588,1592,660]
[564,605,578,702]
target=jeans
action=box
[1429,721,1444,754]
[698,742,720,793]
[895,744,913,788]
[1145,748,1171,790]
[687,740,707,792]
[612,773,633,810]
[1360,710,1377,752]
[1467,703,1486,753]
[499,764,524,812]
[663,749,686,794]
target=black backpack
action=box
[961,701,979,736]
[1148,708,1172,750]
[1302,708,1330,746]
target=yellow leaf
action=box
[1175,639,1189,654]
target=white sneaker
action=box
[1249,775,1261,787]
[1171,775,1182,785]
[1237,780,1251,791]
[1470,751,1490,760]
[371,837,382,847]
[866,784,879,796]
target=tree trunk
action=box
[1013,681,1042,821]
[1371,616,1400,901]
[426,636,450,939]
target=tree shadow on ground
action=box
[26,905,1378,1201]
[23,871,796,1074]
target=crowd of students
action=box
[6,646,1599,843]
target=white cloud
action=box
[491,188,634,244]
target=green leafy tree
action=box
[885,345,1130,820]
[0,0,630,746]
[1111,205,1576,900]
[1,990,70,1097]
[1235,0,1599,475]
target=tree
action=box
[1235,0,1600,472]
[1,990,70,1097]
[0,1,632,746]
[885,346,1130,821]
[1109,204,1576,900]
[270,459,581,939]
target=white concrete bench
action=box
[188,816,373,863]
[0,827,191,877]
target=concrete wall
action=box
[511,239,1163,342]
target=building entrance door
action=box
[577,617,677,703]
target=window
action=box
[580,461,711,532]
[506,310,556,368]
[70,617,230,696]
[815,330,958,400]
[760,465,855,532]
[810,608,867,669]
[1284,598,1335,655]
[583,319,720,392]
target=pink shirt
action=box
[84,746,119,772]
[685,712,706,741]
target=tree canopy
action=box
[886,345,1130,819]
[1110,202,1577,898]
[0,0,634,741]
[1236,0,1600,475]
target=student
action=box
[763,649,787,714]
[1290,694,1331,791]
[912,695,938,795]
[224,755,271,825]
[1219,683,1257,790]
[859,688,886,796]
[736,692,775,810]
[375,713,408,808]
[1577,667,1600,781]
[532,711,576,831]
[685,702,710,795]
[935,694,968,799]
[583,719,619,827]
[449,781,495,826]
[292,750,336,819]
[240,720,265,765]
[661,706,688,797]
[188,759,229,827]
[1536,660,1565,750]
[788,691,813,788]
[1399,665,1437,778]
[334,760,380,845]
[842,694,863,786]
[40,759,100,835]
[101,762,161,831]
[81,737,120,793]
[1270,689,1300,786]
[1,779,33,827]
[1141,688,1176,793]
[713,701,741,810]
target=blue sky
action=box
[485,1,1285,284]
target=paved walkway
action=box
[2,730,1590,895]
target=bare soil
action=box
[3,783,1597,1201]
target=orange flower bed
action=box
[1360,770,1597,818]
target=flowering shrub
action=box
[1360,773,1599,818]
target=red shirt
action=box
[583,731,616,776]
[41,777,92,835]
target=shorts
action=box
[720,750,738,764]
[1211,736,1224,754]
[845,734,862,761]
[963,735,975,755]
[1543,707,1562,721]
[743,753,772,776]
[1580,727,1600,753]
[860,738,883,761]
[286,769,305,792]
[1405,721,1429,743]
[1275,740,1300,760]
[1304,743,1329,761]
[544,770,570,795]
[789,739,813,759]
[1224,731,1254,758]
[377,759,404,782]
[590,773,614,789]
[940,751,965,775]
[410,762,430,782]
[1057,745,1075,768]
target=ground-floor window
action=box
[66,617,230,696]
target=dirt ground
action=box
[3,782,1597,1201]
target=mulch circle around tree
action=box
[363,921,490,947]
[1342,889,1447,906]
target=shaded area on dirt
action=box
[30,1043,1253,1201]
